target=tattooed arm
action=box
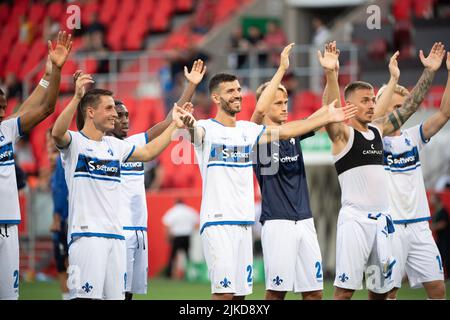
[373,42,446,136]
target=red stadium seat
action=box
[19,39,47,81]
[0,3,10,25]
[292,91,321,116]
[176,0,194,12]
[28,3,46,27]
[392,0,412,21]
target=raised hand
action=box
[184,59,207,85]
[388,51,400,80]
[327,99,357,123]
[48,31,73,68]
[317,41,340,71]
[279,43,295,71]
[73,71,94,99]
[419,42,445,72]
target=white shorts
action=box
[201,224,253,296]
[334,211,395,294]
[124,229,148,294]
[392,221,444,289]
[0,224,19,300]
[68,236,126,300]
[261,219,323,293]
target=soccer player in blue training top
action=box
[251,44,324,300]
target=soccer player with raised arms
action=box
[377,51,450,300]
[319,41,445,299]
[0,31,71,300]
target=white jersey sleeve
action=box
[403,124,428,152]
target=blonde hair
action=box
[376,84,409,101]
[256,82,288,101]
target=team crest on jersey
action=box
[404,138,411,146]
[0,135,4,142]
[107,148,114,156]
[290,138,295,145]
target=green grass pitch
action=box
[18,278,450,300]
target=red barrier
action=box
[147,189,202,277]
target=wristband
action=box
[39,78,49,89]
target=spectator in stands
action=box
[19,15,33,44]
[312,17,330,47]
[229,26,251,70]
[431,193,450,280]
[4,73,23,100]
[262,21,288,68]
[85,12,106,35]
[162,199,199,279]
[43,16,60,42]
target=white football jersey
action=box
[60,131,135,244]
[383,124,430,222]
[194,119,265,233]
[119,132,148,229]
[0,117,22,224]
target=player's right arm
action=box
[373,42,446,136]
[52,72,94,148]
[250,43,294,124]
[420,52,450,140]
[318,41,350,152]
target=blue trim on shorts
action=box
[200,220,254,234]
[123,226,147,231]
[393,217,431,224]
[68,232,125,247]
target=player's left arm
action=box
[373,51,400,119]
[421,52,450,140]
[373,42,445,136]
[259,100,357,144]
[145,60,206,141]
[250,43,294,124]
[20,31,72,134]
[127,105,189,162]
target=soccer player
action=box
[51,72,189,300]
[319,41,445,300]
[179,48,357,300]
[109,60,206,300]
[0,31,71,300]
[251,44,324,300]
[377,52,450,300]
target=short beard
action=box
[220,97,241,116]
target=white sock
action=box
[427,298,446,300]
[386,298,397,300]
